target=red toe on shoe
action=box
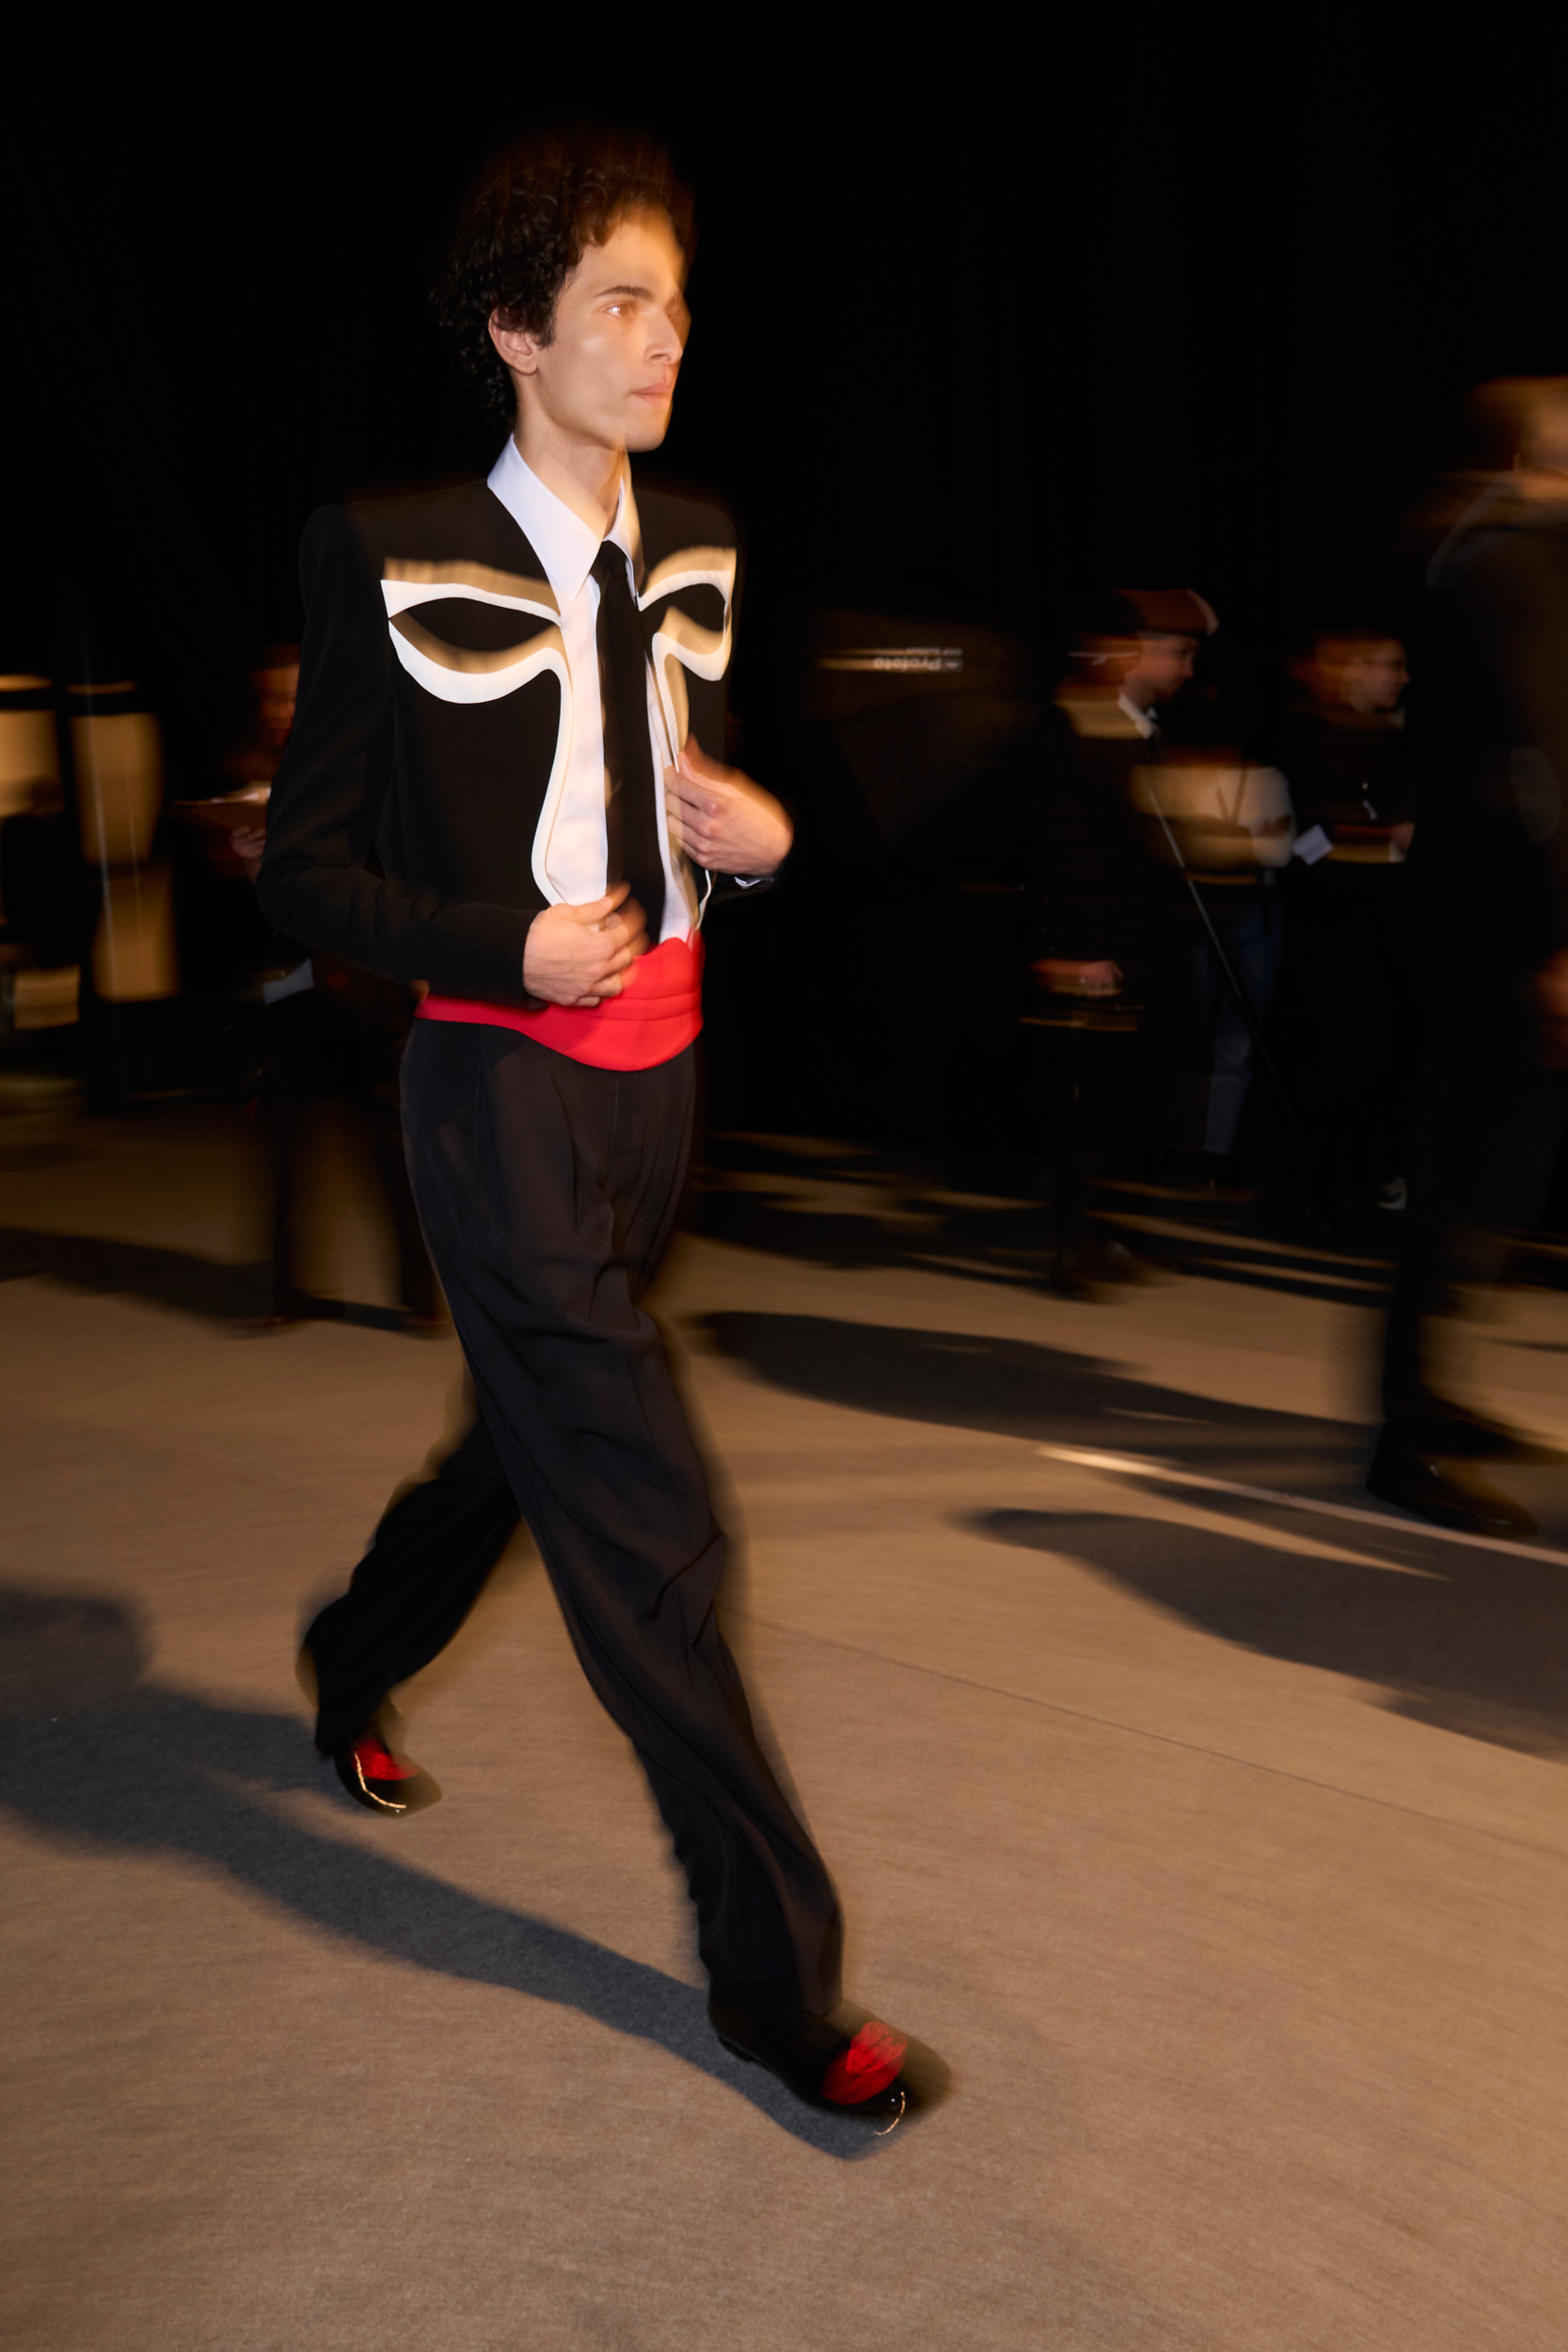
[822,2021,908,2106]
[353,1733,419,1782]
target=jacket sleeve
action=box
[256,507,539,999]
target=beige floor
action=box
[5,1088,1568,2350]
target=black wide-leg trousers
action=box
[306,1021,843,2016]
[1382,954,1568,1428]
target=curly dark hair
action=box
[433,124,694,431]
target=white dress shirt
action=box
[487,437,697,943]
[1116,689,1159,740]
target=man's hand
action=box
[1036,957,1123,996]
[231,825,266,882]
[523,883,648,1008]
[665,735,792,877]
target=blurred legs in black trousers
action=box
[306,1020,843,2017]
[1381,956,1568,1440]
[1048,947,1188,1275]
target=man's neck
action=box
[513,418,626,538]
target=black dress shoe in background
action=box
[331,1720,442,1815]
[1397,1403,1568,1468]
[1049,1250,1107,1303]
[1050,1240,1140,1302]
[1367,1438,1537,1537]
[233,1291,348,1336]
[709,1992,949,2127]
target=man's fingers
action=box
[675,731,725,783]
[666,771,727,816]
[590,898,646,951]
[572,882,630,925]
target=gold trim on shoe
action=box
[352,1752,409,1814]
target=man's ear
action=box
[489,311,543,378]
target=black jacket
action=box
[1032,694,1186,975]
[258,472,737,1004]
[1403,478,1568,969]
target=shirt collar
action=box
[1116,689,1158,740]
[486,438,641,605]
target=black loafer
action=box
[1049,1249,1111,1304]
[332,1723,442,1815]
[1407,1409,1567,1468]
[1367,1444,1537,1537]
[709,1995,948,2126]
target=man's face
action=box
[253,664,298,748]
[1122,633,1198,708]
[1341,642,1407,714]
[1311,639,1407,715]
[497,210,688,454]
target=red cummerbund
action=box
[416,932,704,1072]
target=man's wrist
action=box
[519,909,549,1008]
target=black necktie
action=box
[592,541,665,944]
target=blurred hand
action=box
[232,825,266,881]
[523,883,648,1008]
[1535,947,1568,1066]
[1037,957,1123,996]
[665,735,792,877]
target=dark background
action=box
[6,40,1565,761]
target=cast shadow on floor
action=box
[689,1136,1399,1311]
[699,1308,1568,1753]
[694,1309,1378,1497]
[965,1506,1568,1760]
[0,1587,894,2158]
[0,1227,414,1333]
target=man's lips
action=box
[632,383,673,402]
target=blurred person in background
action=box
[176,645,298,1013]
[182,654,441,1332]
[1053,589,1294,1184]
[1370,379,1568,1534]
[227,648,300,793]
[1273,627,1417,1229]
[1035,589,1218,1295]
[250,944,444,1334]
[1156,743,1294,1175]
[258,127,937,2125]
[1111,594,1296,1178]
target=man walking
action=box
[260,129,933,2124]
[1370,379,1568,1534]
